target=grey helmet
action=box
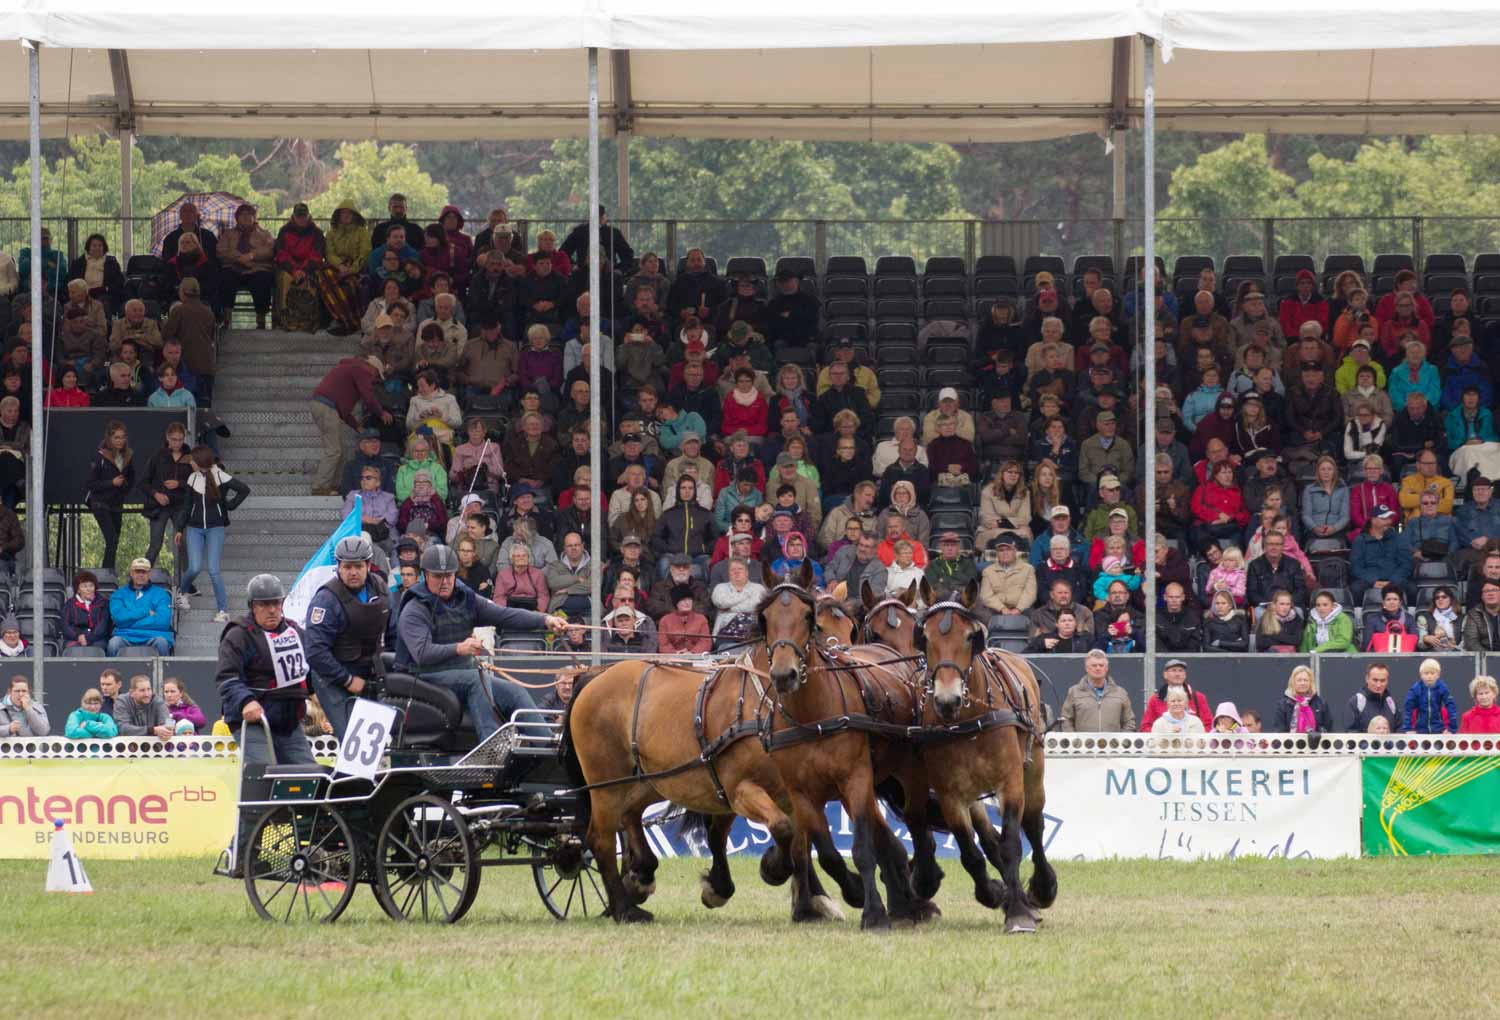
[246,573,286,605]
[420,543,460,574]
[334,535,374,563]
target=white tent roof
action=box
[3,2,1499,140]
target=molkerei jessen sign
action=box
[1042,756,1362,859]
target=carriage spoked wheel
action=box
[530,836,609,920]
[373,794,480,923]
[243,804,359,924]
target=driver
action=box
[395,544,569,740]
[305,535,390,739]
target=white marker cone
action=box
[46,820,93,894]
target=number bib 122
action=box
[268,627,309,690]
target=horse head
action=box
[860,578,920,654]
[760,560,819,694]
[915,576,987,721]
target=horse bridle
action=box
[862,596,917,646]
[760,583,821,690]
[918,600,989,708]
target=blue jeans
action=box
[106,635,172,656]
[309,673,358,741]
[418,665,538,741]
[183,526,227,611]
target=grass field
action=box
[2,855,1498,1019]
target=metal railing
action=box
[8,214,1500,277]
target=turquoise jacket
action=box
[1445,405,1498,451]
[65,708,118,739]
[1387,361,1441,411]
[147,386,197,409]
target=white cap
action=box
[938,386,959,402]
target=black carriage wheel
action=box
[532,838,608,920]
[373,795,480,924]
[243,804,358,924]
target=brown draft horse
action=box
[559,562,914,927]
[910,576,1057,933]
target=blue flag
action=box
[284,496,363,625]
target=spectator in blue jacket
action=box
[1403,658,1459,734]
[1387,340,1442,411]
[106,558,174,656]
[1443,385,1498,452]
[1439,335,1493,410]
[1455,476,1500,574]
[1401,490,1459,580]
[1350,506,1411,603]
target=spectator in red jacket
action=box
[1190,459,1249,547]
[1139,659,1214,731]
[1460,675,1500,733]
[721,368,770,441]
[272,202,326,329]
[46,366,91,407]
[1278,269,1329,339]
[1375,270,1435,330]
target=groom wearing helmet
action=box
[305,534,390,739]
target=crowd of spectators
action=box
[1059,654,1500,735]
[282,200,1500,654]
[9,197,1500,661]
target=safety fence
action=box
[7,214,1500,280]
[1,732,1495,861]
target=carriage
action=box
[222,667,604,925]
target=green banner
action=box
[1362,756,1500,856]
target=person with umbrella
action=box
[160,201,219,263]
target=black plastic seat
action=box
[973,255,1017,277]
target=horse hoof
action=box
[976,879,1005,911]
[617,905,654,924]
[811,894,846,922]
[912,900,942,924]
[1028,873,1059,910]
[699,874,730,909]
[760,852,791,887]
[1005,915,1038,935]
[860,911,892,932]
[623,874,656,905]
[914,869,944,901]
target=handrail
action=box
[0,734,341,759]
[1045,732,1500,757]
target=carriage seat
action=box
[262,762,332,777]
[380,671,480,751]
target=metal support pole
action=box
[587,48,603,663]
[1141,35,1158,701]
[119,127,134,259]
[25,40,45,694]
[1111,127,1126,220]
[616,130,631,243]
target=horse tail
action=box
[675,810,713,845]
[559,666,611,832]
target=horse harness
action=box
[572,586,1035,801]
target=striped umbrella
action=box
[150,192,249,255]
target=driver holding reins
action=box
[395,544,570,740]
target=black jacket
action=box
[1246,554,1308,608]
[1345,685,1400,733]
[1202,611,1249,652]
[174,470,251,530]
[812,384,873,436]
[763,292,821,347]
[1156,606,1203,652]
[84,447,136,510]
[140,447,194,520]
[1272,692,1335,733]
[67,254,127,306]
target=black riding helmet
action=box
[246,573,286,605]
[334,535,374,563]
[420,544,460,574]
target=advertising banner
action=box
[0,760,237,859]
[1362,756,1500,856]
[1041,756,1362,859]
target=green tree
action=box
[302,141,450,223]
[1157,134,1300,266]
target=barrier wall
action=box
[4,733,1500,861]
